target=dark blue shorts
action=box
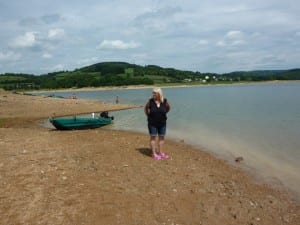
[148,124,166,136]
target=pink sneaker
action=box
[159,153,169,159]
[152,153,161,160]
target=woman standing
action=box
[144,87,171,160]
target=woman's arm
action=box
[166,100,171,113]
[144,101,150,116]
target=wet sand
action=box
[0,90,299,225]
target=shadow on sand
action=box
[136,147,152,157]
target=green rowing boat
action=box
[49,114,113,130]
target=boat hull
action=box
[49,116,113,130]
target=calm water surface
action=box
[44,82,300,198]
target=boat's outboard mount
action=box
[100,111,114,120]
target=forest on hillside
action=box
[0,62,299,90]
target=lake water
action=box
[43,82,300,198]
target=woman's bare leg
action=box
[150,136,157,155]
[158,135,164,154]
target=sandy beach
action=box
[27,80,300,94]
[0,90,299,225]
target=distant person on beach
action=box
[144,87,171,160]
[115,95,119,104]
[70,93,77,99]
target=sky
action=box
[0,0,299,75]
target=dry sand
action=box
[0,90,299,225]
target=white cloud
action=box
[8,29,65,54]
[0,51,21,61]
[48,28,65,40]
[42,53,52,58]
[216,30,247,47]
[10,32,38,48]
[97,40,140,50]
[226,30,243,39]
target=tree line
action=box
[0,62,299,90]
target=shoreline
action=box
[0,90,299,224]
[111,123,300,202]
[27,80,300,94]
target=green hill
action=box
[0,62,299,90]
